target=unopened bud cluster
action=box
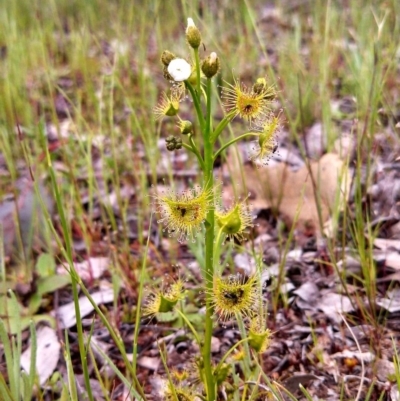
[165,135,182,151]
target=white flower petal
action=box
[167,58,192,82]
[187,18,195,28]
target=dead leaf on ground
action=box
[374,238,400,252]
[225,151,351,236]
[20,326,60,386]
[376,288,400,313]
[52,287,114,329]
[56,257,109,282]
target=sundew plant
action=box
[149,18,281,400]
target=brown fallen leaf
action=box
[225,151,351,236]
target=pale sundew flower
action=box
[167,58,192,82]
[187,17,195,28]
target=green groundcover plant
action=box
[146,17,282,400]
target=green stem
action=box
[132,215,153,377]
[194,47,201,97]
[215,337,249,373]
[213,227,225,275]
[185,81,205,131]
[175,309,201,345]
[210,111,236,143]
[182,135,205,170]
[214,132,259,161]
[237,315,252,378]
[203,77,216,401]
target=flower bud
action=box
[143,280,185,317]
[175,137,183,149]
[215,201,253,241]
[158,293,179,313]
[213,363,230,385]
[201,52,220,78]
[186,18,201,49]
[161,50,176,67]
[186,68,199,86]
[178,120,193,135]
[252,77,276,100]
[165,136,182,151]
[216,204,242,235]
[248,320,272,354]
[252,78,267,95]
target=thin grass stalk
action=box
[203,77,216,401]
[47,169,95,401]
[132,214,153,377]
[25,321,37,401]
[64,332,79,401]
